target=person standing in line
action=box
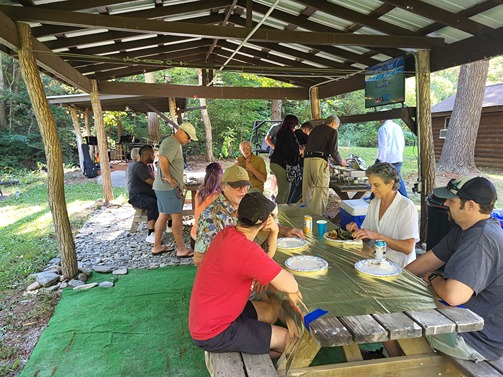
[190,162,223,250]
[264,122,281,201]
[236,140,267,193]
[152,122,197,257]
[288,121,313,204]
[302,115,346,215]
[270,115,300,204]
[376,118,407,197]
[406,176,503,362]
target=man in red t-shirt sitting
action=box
[188,192,300,358]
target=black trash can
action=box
[426,194,457,250]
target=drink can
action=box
[303,215,312,234]
[374,240,387,260]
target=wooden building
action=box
[432,83,503,168]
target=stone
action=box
[45,283,61,291]
[27,281,41,291]
[78,266,92,276]
[94,265,113,273]
[68,279,84,288]
[112,268,128,275]
[78,273,88,282]
[99,281,114,288]
[73,282,98,290]
[60,282,68,288]
[36,271,60,287]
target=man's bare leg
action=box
[171,213,193,257]
[152,213,172,254]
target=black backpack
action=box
[82,144,98,178]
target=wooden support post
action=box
[16,21,78,279]
[169,97,178,127]
[70,107,84,172]
[90,79,114,205]
[310,86,321,120]
[416,50,436,242]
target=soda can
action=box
[374,240,387,261]
[303,215,312,234]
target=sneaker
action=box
[145,233,156,244]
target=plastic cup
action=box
[317,220,327,236]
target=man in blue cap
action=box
[406,176,503,362]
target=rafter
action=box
[0,5,444,48]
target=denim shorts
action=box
[154,188,183,214]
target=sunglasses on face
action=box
[447,179,472,201]
[183,130,191,141]
[234,185,250,192]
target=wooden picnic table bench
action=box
[0,179,19,196]
[206,351,277,377]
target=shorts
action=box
[193,301,272,354]
[154,189,183,214]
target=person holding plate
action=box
[346,162,419,267]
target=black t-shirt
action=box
[128,161,155,197]
[304,124,341,164]
[295,129,309,146]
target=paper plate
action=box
[285,255,328,273]
[354,259,402,277]
[277,237,308,250]
[323,232,363,246]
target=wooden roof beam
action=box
[98,81,309,100]
[0,5,444,48]
[0,10,91,92]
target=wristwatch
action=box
[427,272,440,285]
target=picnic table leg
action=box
[277,329,321,370]
[341,342,364,361]
[395,337,433,355]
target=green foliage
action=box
[0,171,127,291]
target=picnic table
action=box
[181,181,200,216]
[329,179,370,200]
[272,205,485,376]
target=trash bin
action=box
[426,193,457,250]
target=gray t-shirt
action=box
[153,135,183,192]
[433,218,503,360]
[266,124,280,158]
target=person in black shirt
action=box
[128,145,159,243]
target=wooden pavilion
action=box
[0,0,502,277]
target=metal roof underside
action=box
[0,0,502,100]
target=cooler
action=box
[340,199,368,229]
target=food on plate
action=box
[325,228,353,241]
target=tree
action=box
[0,53,7,129]
[145,72,160,143]
[197,69,214,162]
[436,60,490,175]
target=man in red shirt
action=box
[189,192,299,357]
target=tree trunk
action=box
[272,99,282,120]
[198,69,214,162]
[309,87,321,120]
[145,72,160,143]
[436,60,489,175]
[70,107,84,172]
[0,55,8,129]
[90,79,114,204]
[416,50,436,243]
[16,22,78,279]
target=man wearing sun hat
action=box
[189,192,300,357]
[193,165,304,266]
[152,122,197,257]
[406,176,503,362]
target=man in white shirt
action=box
[376,119,407,197]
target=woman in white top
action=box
[346,162,419,267]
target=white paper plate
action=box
[285,255,328,273]
[354,259,402,277]
[277,237,308,250]
[323,232,362,246]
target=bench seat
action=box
[449,356,503,377]
[206,352,277,377]
[129,207,147,233]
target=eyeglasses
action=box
[183,130,191,141]
[234,185,250,192]
[447,179,472,201]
